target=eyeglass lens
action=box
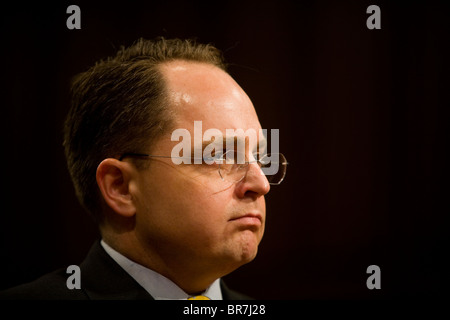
[219,152,287,185]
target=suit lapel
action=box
[80,240,154,300]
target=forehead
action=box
[159,60,262,135]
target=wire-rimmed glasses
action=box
[119,150,288,185]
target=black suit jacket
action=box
[0,241,252,300]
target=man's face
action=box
[132,61,270,276]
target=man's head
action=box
[64,38,270,292]
[64,38,225,219]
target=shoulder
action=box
[0,268,88,300]
[0,241,153,300]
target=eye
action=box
[219,149,249,165]
[205,149,226,164]
[213,149,226,159]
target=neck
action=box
[101,232,232,295]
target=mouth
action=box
[229,213,262,227]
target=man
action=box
[0,38,287,300]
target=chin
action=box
[236,230,261,264]
[213,236,259,278]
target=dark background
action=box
[1,0,449,299]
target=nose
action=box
[234,162,271,199]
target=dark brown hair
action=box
[63,37,226,220]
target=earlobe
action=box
[96,158,136,217]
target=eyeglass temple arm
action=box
[119,153,213,162]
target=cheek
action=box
[136,173,231,240]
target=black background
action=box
[1,0,449,299]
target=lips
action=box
[229,213,262,226]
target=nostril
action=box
[243,190,260,200]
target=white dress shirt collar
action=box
[100,240,223,300]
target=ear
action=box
[96,158,137,218]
